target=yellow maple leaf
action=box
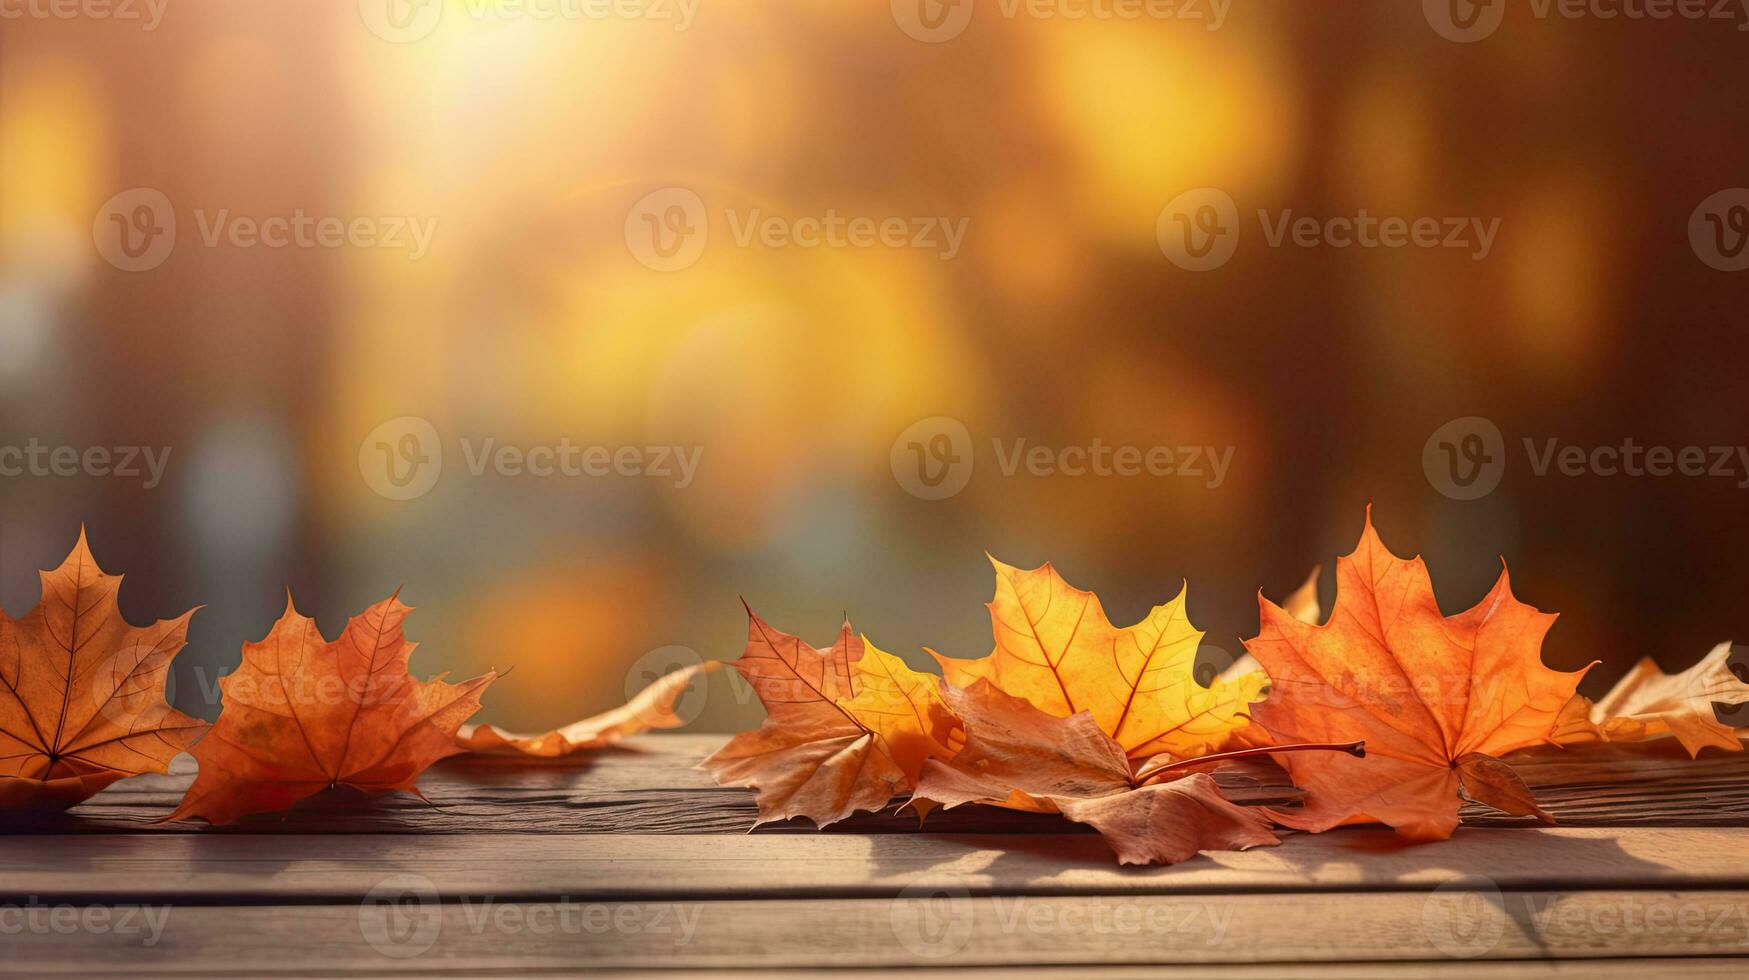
[930,557,1262,762]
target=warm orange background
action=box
[3,3,1748,733]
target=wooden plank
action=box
[13,959,1749,973]
[579,967,1749,980]
[2,892,1748,973]
[584,966,1749,980]
[0,828,1744,904]
[7,734,1746,836]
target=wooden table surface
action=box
[3,734,1748,977]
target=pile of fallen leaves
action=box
[703,511,1749,864]
[3,516,1744,860]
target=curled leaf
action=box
[460,661,720,757]
[1551,643,1748,756]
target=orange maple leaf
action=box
[459,661,721,757]
[700,607,960,828]
[0,530,209,810]
[1244,511,1591,840]
[913,680,1285,865]
[170,594,494,825]
[932,557,1264,762]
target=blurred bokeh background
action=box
[3,2,1749,734]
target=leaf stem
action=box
[1132,740,1365,786]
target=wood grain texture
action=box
[5,735,1747,976]
[3,892,1747,974]
[6,734,1744,836]
[0,827,1743,904]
